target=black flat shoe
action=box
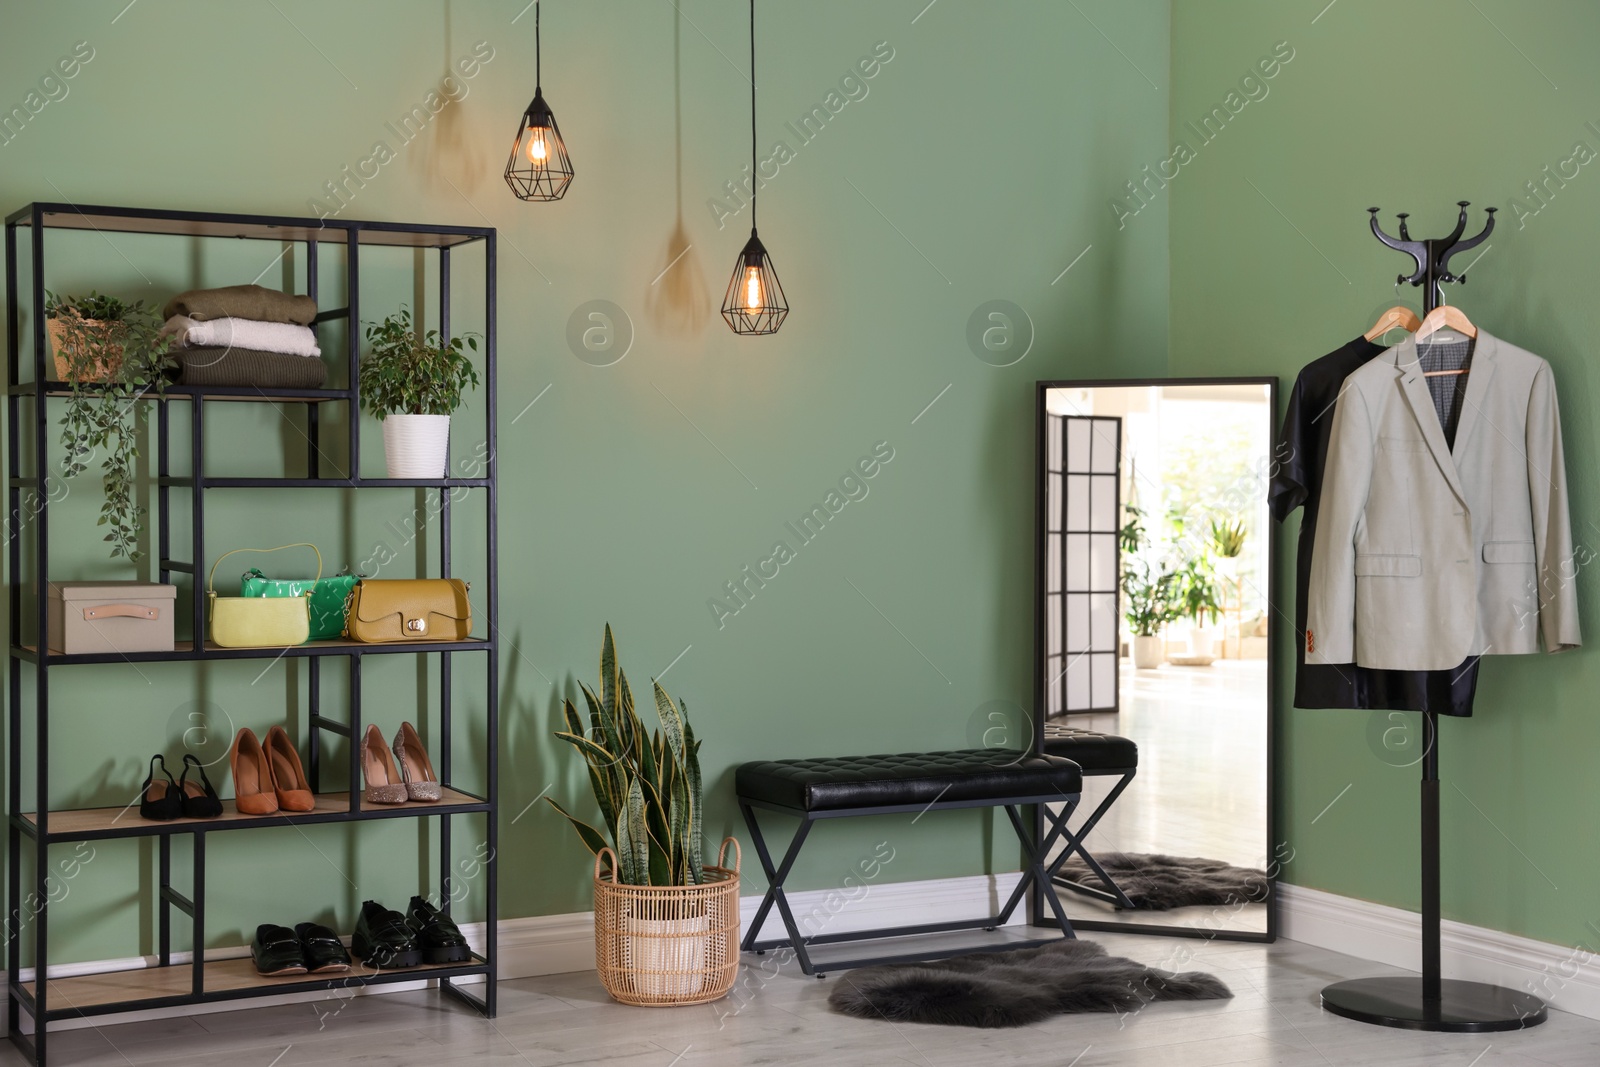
[294,922,351,974]
[138,755,182,821]
[251,923,307,976]
[351,900,421,969]
[406,896,472,964]
[178,754,224,819]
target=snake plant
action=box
[548,625,706,887]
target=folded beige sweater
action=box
[162,285,316,326]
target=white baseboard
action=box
[34,871,1026,1032]
[1279,883,1600,1020]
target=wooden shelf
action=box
[9,202,489,248]
[22,787,487,841]
[15,637,492,665]
[27,952,488,1019]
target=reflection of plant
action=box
[1210,517,1246,558]
[48,291,172,561]
[359,309,480,417]
[1120,505,1182,637]
[548,625,706,888]
[1176,554,1223,627]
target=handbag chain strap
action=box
[208,543,324,593]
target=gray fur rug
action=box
[827,938,1231,1028]
[1057,851,1270,910]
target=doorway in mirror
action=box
[1033,378,1278,941]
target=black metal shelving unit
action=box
[3,202,500,1065]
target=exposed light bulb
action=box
[526,128,549,167]
[744,266,763,311]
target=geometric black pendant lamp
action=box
[504,1,574,202]
[720,0,788,335]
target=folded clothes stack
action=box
[160,284,327,388]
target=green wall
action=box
[1170,0,1600,950]
[0,0,1170,963]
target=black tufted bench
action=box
[1041,722,1140,911]
[735,748,1084,976]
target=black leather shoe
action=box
[139,755,182,821]
[251,924,307,976]
[178,754,224,819]
[351,900,421,969]
[406,896,472,964]
[295,922,351,974]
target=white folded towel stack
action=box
[161,315,321,358]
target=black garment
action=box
[1269,335,1480,715]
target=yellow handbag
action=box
[208,544,316,648]
[344,579,472,642]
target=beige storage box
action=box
[46,582,178,655]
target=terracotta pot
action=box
[47,317,125,382]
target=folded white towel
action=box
[161,315,321,358]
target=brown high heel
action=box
[361,724,407,804]
[230,728,279,816]
[391,722,441,802]
[263,725,315,812]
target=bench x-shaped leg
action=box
[739,803,820,975]
[1000,800,1082,935]
[1051,771,1138,910]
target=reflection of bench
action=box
[1042,723,1139,910]
[735,749,1084,976]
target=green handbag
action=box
[237,543,359,642]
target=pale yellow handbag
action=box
[208,544,316,648]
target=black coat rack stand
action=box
[1319,203,1545,1033]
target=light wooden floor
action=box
[1048,658,1271,934]
[22,933,1600,1067]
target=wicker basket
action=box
[593,838,740,1006]
[46,316,124,382]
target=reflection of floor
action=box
[1048,658,1269,933]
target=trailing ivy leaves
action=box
[358,308,480,418]
[548,625,708,887]
[49,293,173,561]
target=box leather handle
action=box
[83,604,160,621]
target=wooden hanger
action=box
[1364,306,1421,342]
[1414,302,1476,376]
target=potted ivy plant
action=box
[48,291,172,561]
[1119,506,1180,668]
[358,309,479,478]
[548,625,740,1006]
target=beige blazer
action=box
[1306,330,1581,670]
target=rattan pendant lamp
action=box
[720,0,788,335]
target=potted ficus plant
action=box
[548,625,740,1006]
[48,291,172,560]
[1120,505,1180,668]
[1176,553,1224,662]
[359,309,479,478]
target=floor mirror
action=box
[1031,377,1278,942]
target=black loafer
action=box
[406,896,473,964]
[351,900,421,969]
[295,921,351,974]
[251,924,307,976]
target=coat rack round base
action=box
[1322,977,1548,1033]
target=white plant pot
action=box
[1132,634,1164,669]
[1187,626,1216,659]
[622,913,711,998]
[381,413,450,479]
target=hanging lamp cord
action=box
[535,1,542,92]
[749,0,757,231]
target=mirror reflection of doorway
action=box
[1035,379,1277,940]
